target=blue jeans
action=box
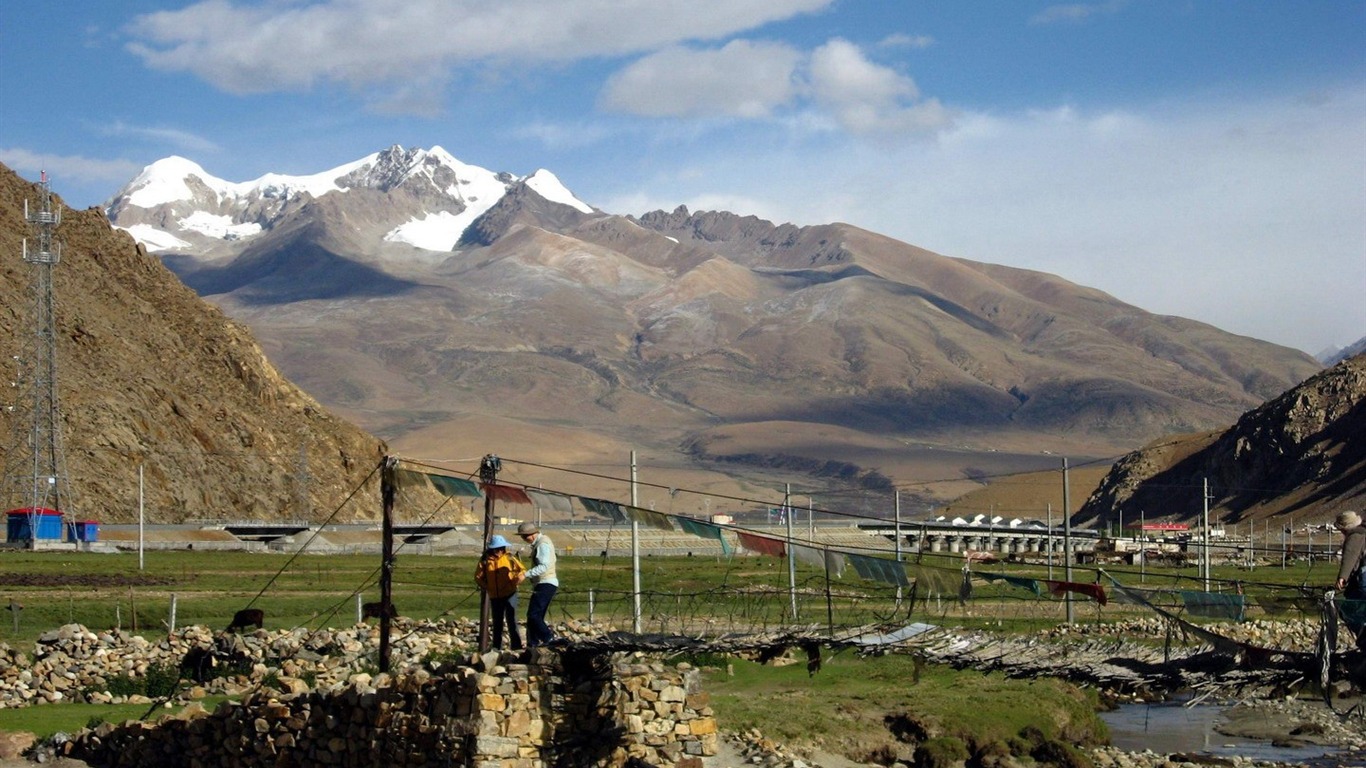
[491,594,521,650]
[526,583,558,647]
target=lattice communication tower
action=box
[2,172,74,542]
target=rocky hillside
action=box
[1075,352,1366,527]
[0,164,387,523]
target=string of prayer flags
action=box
[790,543,846,577]
[848,553,910,587]
[906,564,955,595]
[577,497,627,523]
[395,469,431,491]
[1180,591,1246,622]
[978,571,1038,595]
[481,483,532,505]
[427,474,482,498]
[1042,579,1108,606]
[736,530,786,558]
[526,490,574,515]
[1098,570,1253,657]
[980,572,1043,596]
[624,505,675,531]
[675,516,732,555]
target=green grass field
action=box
[0,547,1337,648]
[0,547,1339,757]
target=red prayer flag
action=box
[736,530,786,557]
[1043,579,1107,606]
[480,483,532,505]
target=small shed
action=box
[65,519,100,543]
[6,508,63,542]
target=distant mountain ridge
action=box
[104,148,1324,509]
[1320,336,1366,366]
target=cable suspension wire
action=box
[241,459,382,611]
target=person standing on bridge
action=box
[1333,510,1366,649]
[515,521,561,650]
[475,534,525,652]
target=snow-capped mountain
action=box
[106,146,593,255]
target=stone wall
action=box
[67,648,717,768]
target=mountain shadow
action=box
[174,239,419,304]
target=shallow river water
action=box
[1101,702,1341,764]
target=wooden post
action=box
[478,455,501,653]
[379,456,397,673]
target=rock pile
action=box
[0,619,486,709]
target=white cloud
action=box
[878,33,934,50]
[599,37,953,138]
[124,0,834,95]
[806,38,953,135]
[99,121,221,154]
[600,40,802,118]
[1030,1,1127,26]
[0,148,142,187]
[604,85,1366,353]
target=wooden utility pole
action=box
[477,454,501,652]
[379,456,397,673]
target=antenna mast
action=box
[2,172,75,545]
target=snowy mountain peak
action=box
[124,156,229,208]
[107,146,596,254]
[525,170,594,214]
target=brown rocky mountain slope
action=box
[0,164,387,523]
[1075,352,1366,528]
[106,153,1323,517]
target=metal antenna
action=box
[2,172,75,546]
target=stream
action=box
[1101,701,1346,764]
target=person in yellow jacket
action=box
[474,534,526,651]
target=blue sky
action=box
[2,1,1363,355]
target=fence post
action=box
[169,593,177,635]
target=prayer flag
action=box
[676,517,732,555]
[428,474,482,498]
[849,554,910,587]
[736,531,786,557]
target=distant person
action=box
[514,522,561,649]
[474,534,525,651]
[1333,510,1366,649]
